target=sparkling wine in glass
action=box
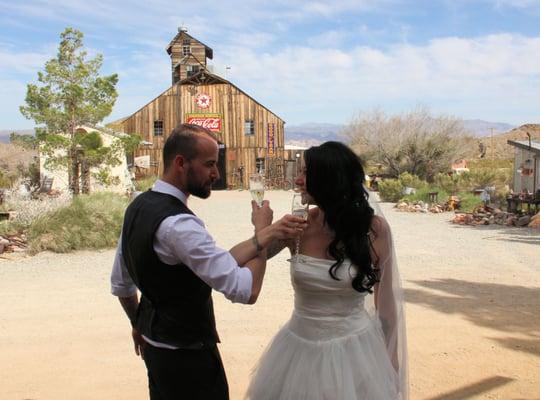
[291,193,308,261]
[249,174,265,207]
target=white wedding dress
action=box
[245,254,403,400]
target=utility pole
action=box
[490,127,495,160]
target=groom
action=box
[111,124,305,400]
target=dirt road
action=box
[1,190,538,399]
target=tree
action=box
[20,27,124,195]
[343,108,475,181]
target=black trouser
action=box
[143,343,229,400]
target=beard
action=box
[186,168,212,199]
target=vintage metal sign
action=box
[267,123,275,157]
[186,113,222,132]
[195,93,211,109]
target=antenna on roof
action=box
[178,25,188,33]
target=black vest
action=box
[121,190,219,347]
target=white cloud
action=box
[216,33,540,124]
[492,0,540,8]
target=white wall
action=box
[39,129,133,194]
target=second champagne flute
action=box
[291,193,309,261]
[249,173,265,207]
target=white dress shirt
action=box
[110,180,253,347]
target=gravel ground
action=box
[0,190,539,400]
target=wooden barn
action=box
[114,28,286,190]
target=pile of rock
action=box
[451,205,540,228]
[395,201,445,214]
[0,234,27,255]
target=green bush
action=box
[464,169,509,190]
[0,170,15,188]
[398,172,427,191]
[403,186,450,204]
[456,191,483,212]
[378,179,404,202]
[433,173,469,194]
[135,175,158,192]
[26,192,128,254]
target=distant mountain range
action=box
[0,119,519,146]
[283,120,517,147]
[0,129,34,143]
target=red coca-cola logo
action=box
[187,117,222,132]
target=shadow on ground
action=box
[423,375,514,400]
[449,222,540,245]
[405,279,540,357]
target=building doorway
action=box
[213,143,227,190]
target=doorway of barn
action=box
[213,143,227,190]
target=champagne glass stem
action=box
[294,237,301,261]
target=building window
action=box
[183,38,191,45]
[182,45,191,56]
[186,65,200,77]
[154,120,164,136]
[244,119,255,136]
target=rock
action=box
[529,218,540,229]
[516,215,531,227]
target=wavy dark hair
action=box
[304,141,379,292]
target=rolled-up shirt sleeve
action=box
[110,235,138,297]
[155,214,253,304]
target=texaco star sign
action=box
[195,93,211,109]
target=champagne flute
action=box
[291,193,309,261]
[249,173,265,207]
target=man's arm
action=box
[111,238,145,358]
[118,294,139,326]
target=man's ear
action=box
[173,154,187,170]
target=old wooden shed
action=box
[115,28,285,189]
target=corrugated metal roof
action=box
[507,139,540,153]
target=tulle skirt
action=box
[245,312,400,400]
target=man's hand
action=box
[131,328,146,359]
[252,200,273,231]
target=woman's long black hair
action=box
[304,141,378,293]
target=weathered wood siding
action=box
[118,82,284,186]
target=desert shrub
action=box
[378,179,404,202]
[403,186,450,204]
[464,169,509,190]
[434,173,467,194]
[0,189,71,232]
[135,175,158,192]
[456,192,484,212]
[26,192,128,254]
[467,159,513,170]
[398,172,427,191]
[0,169,17,188]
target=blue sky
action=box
[1,0,540,130]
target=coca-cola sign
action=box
[186,113,222,132]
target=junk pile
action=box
[452,205,540,228]
[395,201,445,213]
[0,233,27,255]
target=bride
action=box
[246,141,408,400]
